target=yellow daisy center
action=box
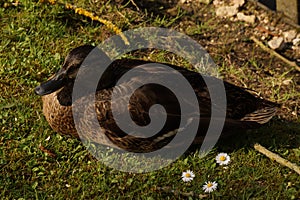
[207,183,213,188]
[185,173,191,178]
[219,155,226,161]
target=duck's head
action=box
[35,45,96,96]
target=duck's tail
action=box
[240,105,278,124]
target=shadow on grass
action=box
[214,118,300,153]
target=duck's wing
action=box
[75,63,205,152]
[73,83,192,152]
[75,60,278,152]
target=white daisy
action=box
[216,153,230,165]
[202,181,218,193]
[181,170,195,182]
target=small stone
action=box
[283,30,297,43]
[292,38,300,46]
[216,5,239,17]
[263,18,269,24]
[213,0,223,7]
[267,36,285,50]
[269,26,275,31]
[236,12,256,24]
[232,0,245,7]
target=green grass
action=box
[1,0,300,199]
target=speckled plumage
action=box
[35,45,279,152]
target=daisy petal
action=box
[216,153,230,165]
[181,170,195,182]
[202,181,218,193]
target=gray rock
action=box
[282,30,297,43]
[237,12,256,24]
[267,37,285,50]
[216,5,239,17]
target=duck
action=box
[35,45,279,153]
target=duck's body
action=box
[35,45,278,152]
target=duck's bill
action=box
[35,76,66,96]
